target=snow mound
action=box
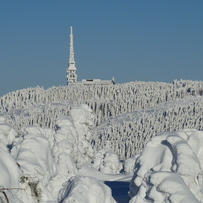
[12,126,55,202]
[50,104,95,199]
[0,116,17,147]
[0,105,122,202]
[0,117,22,203]
[58,176,116,203]
[92,144,122,174]
[129,129,203,203]
[123,156,137,174]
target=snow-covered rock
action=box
[58,176,116,203]
[129,129,203,203]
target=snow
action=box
[129,129,203,203]
[58,176,116,203]
[1,114,203,203]
[0,105,120,202]
[2,80,203,160]
[92,144,123,174]
[123,156,138,174]
[12,126,55,202]
[2,80,203,202]
[80,163,132,182]
[0,116,17,147]
[2,115,203,203]
[94,95,203,159]
[0,117,22,202]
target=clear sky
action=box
[0,0,203,96]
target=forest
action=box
[1,79,203,159]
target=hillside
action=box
[1,80,203,159]
[1,80,203,202]
[93,95,203,159]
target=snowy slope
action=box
[1,106,203,202]
[1,80,203,202]
[93,95,203,159]
[2,80,203,160]
[1,80,203,131]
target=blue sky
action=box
[0,0,203,96]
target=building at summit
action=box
[66,27,115,86]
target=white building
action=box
[79,78,115,85]
[66,26,115,86]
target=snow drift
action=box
[129,129,203,203]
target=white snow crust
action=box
[129,129,203,203]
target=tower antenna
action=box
[66,26,77,85]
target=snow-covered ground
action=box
[2,104,203,202]
[1,80,203,202]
